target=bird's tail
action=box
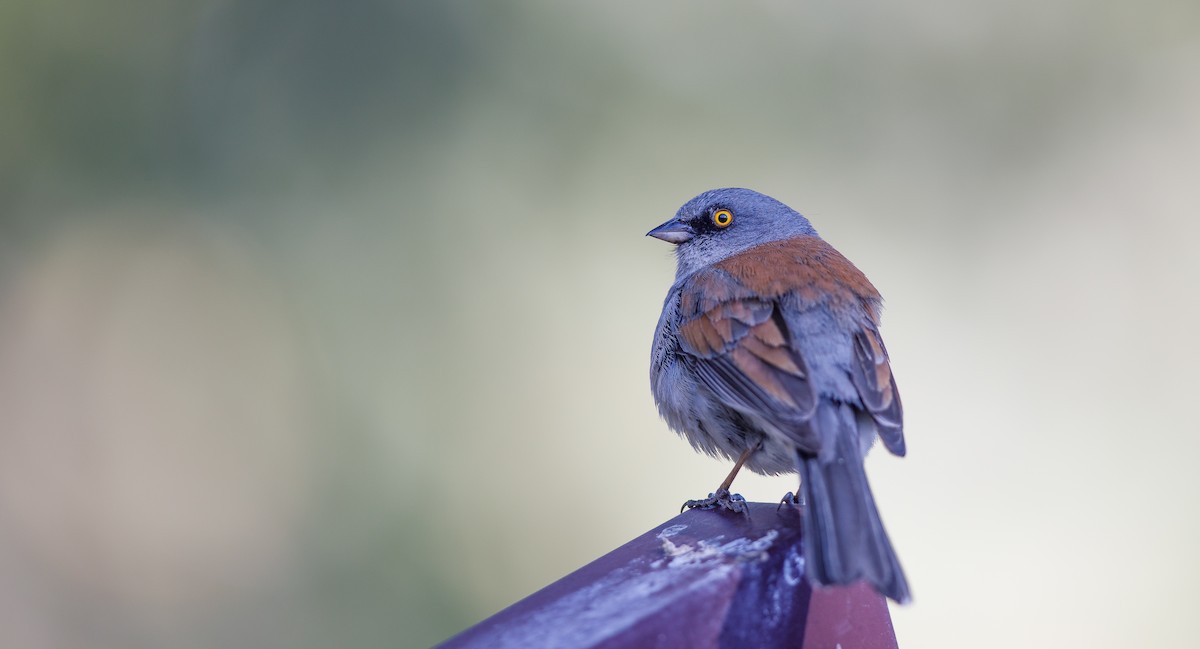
[799,424,911,604]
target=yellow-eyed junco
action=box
[648,188,910,603]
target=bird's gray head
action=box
[647,188,818,280]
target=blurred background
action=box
[1,1,1198,647]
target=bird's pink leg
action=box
[682,442,761,514]
[717,443,758,492]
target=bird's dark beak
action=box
[646,219,695,244]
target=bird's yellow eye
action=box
[712,209,733,228]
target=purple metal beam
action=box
[437,503,898,649]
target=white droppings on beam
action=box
[456,525,782,649]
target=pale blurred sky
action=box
[1,1,1198,648]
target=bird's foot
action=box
[776,491,803,510]
[682,488,749,515]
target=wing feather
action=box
[677,271,819,450]
[850,327,906,456]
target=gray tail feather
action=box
[799,431,911,604]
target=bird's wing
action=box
[676,237,906,456]
[850,326,906,456]
[675,267,820,451]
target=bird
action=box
[647,188,911,604]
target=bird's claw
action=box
[776,491,803,510]
[682,488,749,515]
